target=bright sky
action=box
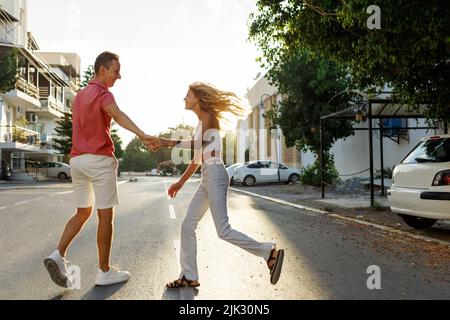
[27,0,264,146]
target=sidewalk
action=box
[230,181,450,244]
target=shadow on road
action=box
[49,292,69,300]
[162,287,199,300]
[81,283,127,300]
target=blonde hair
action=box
[188,82,250,130]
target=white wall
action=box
[327,119,439,179]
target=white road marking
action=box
[169,204,176,219]
[53,191,74,195]
[173,240,181,274]
[164,179,171,199]
[118,180,128,186]
[0,207,5,210]
[230,187,327,215]
[14,200,30,205]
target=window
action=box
[402,138,450,164]
[247,162,262,169]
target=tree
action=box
[111,123,124,159]
[0,48,17,94]
[249,0,450,123]
[121,137,156,172]
[156,123,195,174]
[80,65,94,88]
[263,49,354,184]
[53,111,72,159]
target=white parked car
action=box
[42,161,71,180]
[225,163,243,185]
[233,160,300,186]
[146,169,159,176]
[388,135,450,229]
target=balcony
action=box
[0,125,42,152]
[16,77,39,100]
[3,77,41,110]
[37,87,65,117]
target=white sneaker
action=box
[95,266,130,286]
[43,250,73,288]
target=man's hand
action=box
[141,135,160,151]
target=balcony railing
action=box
[1,125,41,146]
[16,77,39,100]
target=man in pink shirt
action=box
[44,51,157,287]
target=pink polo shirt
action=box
[70,80,116,158]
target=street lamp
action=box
[260,93,281,183]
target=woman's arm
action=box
[159,137,194,149]
[168,158,201,198]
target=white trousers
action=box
[179,161,273,281]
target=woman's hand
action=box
[168,181,183,198]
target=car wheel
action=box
[398,214,437,229]
[58,172,68,180]
[289,174,300,184]
[243,175,256,186]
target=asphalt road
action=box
[1,176,449,300]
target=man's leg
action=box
[44,207,92,288]
[94,207,129,286]
[97,208,114,272]
[58,207,93,257]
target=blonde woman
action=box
[155,82,284,288]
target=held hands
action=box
[168,181,183,198]
[141,135,160,151]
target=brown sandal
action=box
[165,276,200,289]
[267,248,284,285]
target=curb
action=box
[230,187,450,248]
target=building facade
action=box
[0,0,80,180]
[236,75,302,169]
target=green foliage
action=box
[111,124,124,159]
[156,123,195,173]
[263,49,355,154]
[249,0,450,123]
[121,137,156,172]
[375,166,393,179]
[80,65,94,89]
[300,154,340,187]
[53,111,73,156]
[0,48,17,94]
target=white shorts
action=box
[69,154,119,209]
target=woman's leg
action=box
[207,166,273,260]
[179,184,210,281]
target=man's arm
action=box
[103,102,148,139]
